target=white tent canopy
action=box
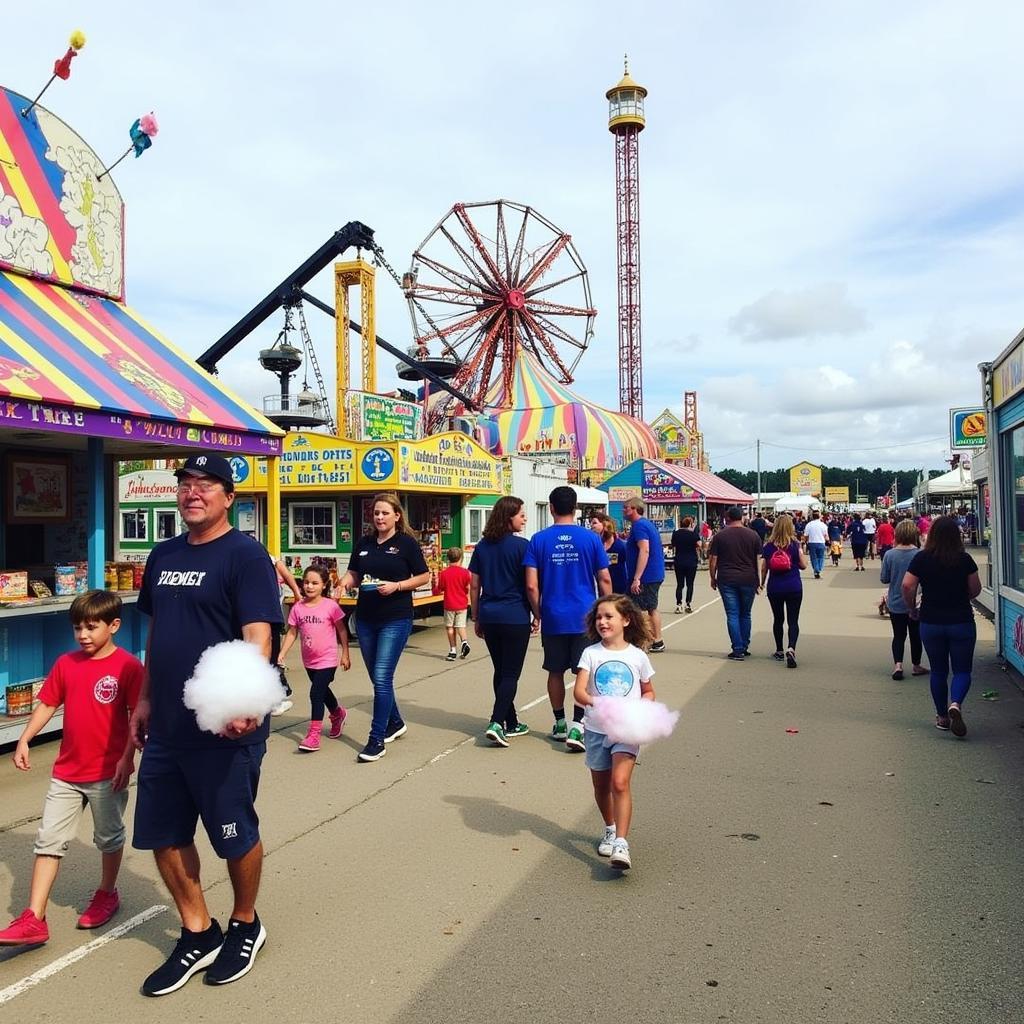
[774,493,822,513]
[913,467,973,499]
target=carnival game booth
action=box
[599,458,754,564]
[0,85,284,742]
[232,430,502,628]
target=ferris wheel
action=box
[404,200,596,412]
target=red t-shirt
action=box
[438,564,471,611]
[37,647,144,783]
[875,522,895,547]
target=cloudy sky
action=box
[8,2,1022,471]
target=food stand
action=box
[0,85,284,742]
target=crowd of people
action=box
[0,458,985,996]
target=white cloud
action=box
[729,284,868,341]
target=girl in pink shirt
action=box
[278,566,351,752]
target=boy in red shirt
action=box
[0,590,143,946]
[438,546,472,661]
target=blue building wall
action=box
[999,596,1024,676]
[600,461,645,527]
[994,392,1024,675]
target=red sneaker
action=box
[328,706,347,739]
[77,888,120,929]
[0,908,49,945]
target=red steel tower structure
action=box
[607,57,647,420]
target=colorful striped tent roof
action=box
[480,350,658,471]
[0,268,283,450]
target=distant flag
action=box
[21,30,86,118]
[97,113,159,181]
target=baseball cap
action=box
[175,453,235,491]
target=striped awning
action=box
[647,459,753,503]
[0,269,283,455]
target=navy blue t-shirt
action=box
[468,534,531,626]
[606,537,628,592]
[625,516,666,583]
[138,529,282,749]
[346,532,429,623]
[524,524,610,635]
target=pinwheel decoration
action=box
[21,30,86,118]
[97,113,159,181]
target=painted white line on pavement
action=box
[0,904,168,1006]
[662,595,720,630]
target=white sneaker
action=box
[597,827,616,857]
[609,838,631,869]
[270,699,293,716]
[675,604,683,614]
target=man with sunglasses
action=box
[129,453,282,996]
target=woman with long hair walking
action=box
[670,515,700,613]
[879,519,928,680]
[590,512,628,594]
[760,514,807,667]
[901,516,981,737]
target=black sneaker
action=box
[445,651,457,661]
[203,915,266,986]
[383,720,407,743]
[142,920,224,996]
[649,640,666,653]
[358,738,387,762]
[460,640,471,658]
[726,651,745,661]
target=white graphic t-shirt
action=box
[576,642,655,729]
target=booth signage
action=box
[399,435,501,492]
[789,462,822,496]
[608,487,638,502]
[949,407,987,451]
[118,471,179,502]
[346,392,422,441]
[279,435,358,487]
[824,486,850,503]
[994,340,1024,406]
[0,399,281,456]
[641,464,701,502]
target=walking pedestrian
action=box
[670,515,700,613]
[590,512,628,593]
[338,493,432,763]
[863,511,878,559]
[707,505,762,661]
[438,547,472,661]
[622,497,667,652]
[759,514,807,667]
[525,486,611,751]
[847,513,868,570]
[469,496,536,747]
[803,509,829,579]
[749,510,769,542]
[879,520,927,680]
[129,453,283,995]
[901,516,981,736]
[875,514,895,560]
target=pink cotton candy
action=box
[138,112,159,136]
[588,696,680,745]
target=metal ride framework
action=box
[404,200,596,419]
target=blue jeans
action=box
[356,617,413,741]
[919,620,976,716]
[807,543,826,575]
[718,583,756,653]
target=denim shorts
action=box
[35,777,128,856]
[583,727,639,771]
[632,582,661,612]
[133,740,265,860]
[541,632,588,673]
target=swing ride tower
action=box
[607,57,647,421]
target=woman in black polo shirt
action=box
[339,493,430,762]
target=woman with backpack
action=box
[760,514,808,667]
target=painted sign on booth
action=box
[641,463,701,502]
[789,461,823,496]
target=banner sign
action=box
[641,463,701,502]
[949,407,987,451]
[346,392,422,441]
[398,434,501,492]
[824,486,850,503]
[789,461,822,496]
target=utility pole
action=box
[756,439,762,510]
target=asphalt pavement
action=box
[1,552,1022,1023]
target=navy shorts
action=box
[132,740,265,859]
[632,582,661,612]
[541,632,588,674]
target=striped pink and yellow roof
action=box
[482,350,658,471]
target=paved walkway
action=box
[1,556,1021,1022]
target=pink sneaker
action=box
[77,888,120,929]
[328,706,348,739]
[298,721,323,752]
[0,908,49,945]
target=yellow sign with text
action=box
[824,486,850,503]
[398,433,501,493]
[789,461,823,496]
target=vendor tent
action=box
[913,467,973,500]
[774,493,821,513]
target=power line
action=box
[713,443,757,460]
[758,436,946,455]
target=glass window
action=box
[468,508,484,545]
[156,509,179,540]
[290,502,335,548]
[1010,428,1024,588]
[121,508,147,541]
[535,502,550,529]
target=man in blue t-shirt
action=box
[129,453,282,997]
[525,486,611,751]
[623,497,667,652]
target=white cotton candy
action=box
[588,696,680,745]
[182,640,283,735]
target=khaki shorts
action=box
[35,777,128,857]
[444,609,468,628]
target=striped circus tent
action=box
[479,349,658,472]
